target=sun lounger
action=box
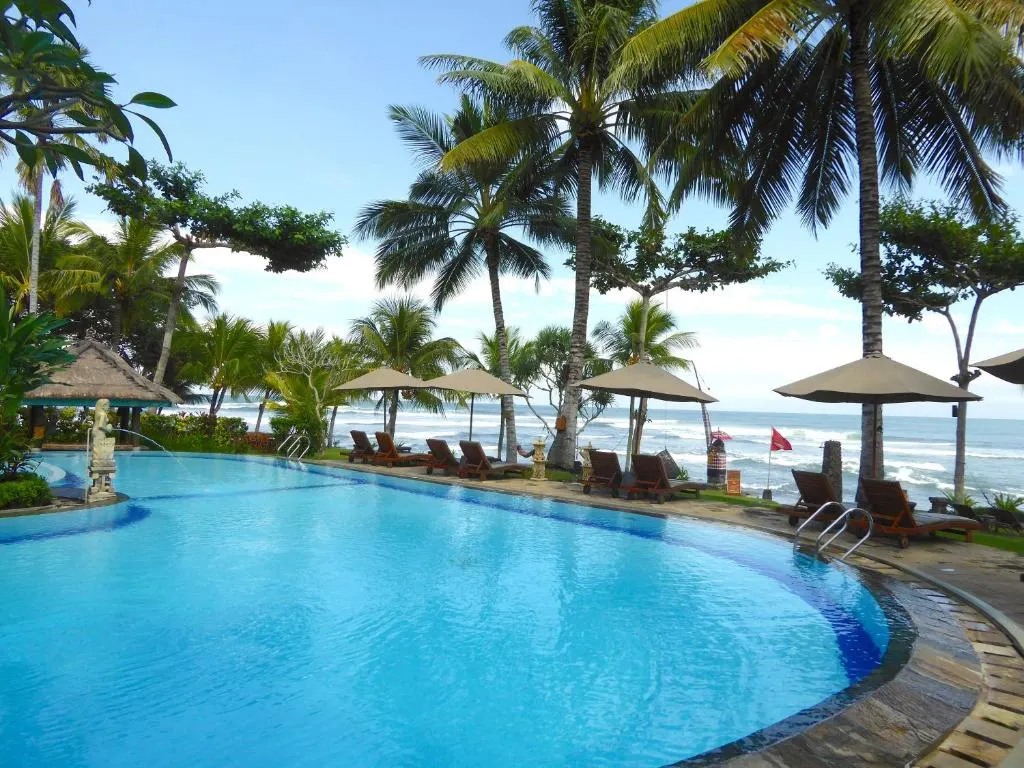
[458,440,530,480]
[349,430,376,463]
[372,432,431,468]
[859,478,982,548]
[986,506,1023,534]
[582,450,633,497]
[622,453,703,503]
[425,439,461,475]
[782,470,844,526]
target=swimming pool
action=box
[2,453,907,767]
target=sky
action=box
[6,0,1024,418]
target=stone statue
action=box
[88,398,117,501]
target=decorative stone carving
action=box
[88,398,117,502]
[580,441,594,483]
[532,438,547,481]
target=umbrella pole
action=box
[625,395,636,472]
[469,393,475,442]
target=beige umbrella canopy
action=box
[773,354,981,404]
[973,348,1024,385]
[573,362,717,403]
[774,353,981,477]
[424,368,525,442]
[335,367,431,434]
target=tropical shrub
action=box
[0,474,52,510]
[47,407,91,443]
[993,494,1024,521]
[140,413,250,453]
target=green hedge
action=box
[140,413,252,454]
[0,474,52,510]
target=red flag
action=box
[770,427,792,452]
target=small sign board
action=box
[726,470,742,496]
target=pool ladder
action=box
[278,429,310,460]
[794,502,874,561]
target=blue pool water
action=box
[1,453,895,767]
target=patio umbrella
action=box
[573,362,716,468]
[973,347,1024,385]
[335,367,430,433]
[424,368,526,442]
[773,353,980,475]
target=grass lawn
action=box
[938,530,1024,555]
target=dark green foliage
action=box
[140,413,250,454]
[270,413,327,455]
[90,162,346,273]
[46,406,90,443]
[0,2,174,178]
[0,474,52,510]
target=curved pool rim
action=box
[14,451,919,766]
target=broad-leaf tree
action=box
[523,325,612,440]
[423,0,693,467]
[349,296,463,435]
[91,162,346,385]
[584,218,781,460]
[355,95,567,463]
[618,0,1024,481]
[827,199,1024,499]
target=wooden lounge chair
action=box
[582,450,632,497]
[425,439,461,475]
[622,453,703,504]
[458,440,530,481]
[782,470,844,526]
[349,430,376,464]
[987,506,1023,534]
[373,432,431,468]
[860,478,982,548]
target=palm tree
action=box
[593,299,698,459]
[469,327,537,459]
[350,296,463,435]
[0,193,91,313]
[355,95,567,463]
[179,314,262,416]
[252,320,294,433]
[618,0,1024,480]
[423,0,690,467]
[54,218,218,350]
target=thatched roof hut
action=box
[22,338,183,408]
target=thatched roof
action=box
[22,338,183,408]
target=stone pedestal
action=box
[532,439,546,481]
[822,440,843,501]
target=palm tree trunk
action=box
[28,167,43,314]
[209,387,221,417]
[550,144,594,468]
[631,294,652,461]
[153,248,191,386]
[255,397,268,433]
[850,10,884,483]
[328,405,339,448]
[110,301,123,352]
[387,391,399,436]
[485,242,518,463]
[496,413,505,462]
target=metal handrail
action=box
[793,502,874,562]
[793,501,847,549]
[287,435,310,460]
[278,429,300,456]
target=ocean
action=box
[168,400,1024,507]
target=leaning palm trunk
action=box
[850,13,884,483]
[255,395,269,433]
[28,168,43,314]
[153,250,191,386]
[550,146,594,468]
[328,405,339,448]
[387,392,399,436]
[485,244,518,463]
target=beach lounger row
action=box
[348,432,529,481]
[782,469,981,548]
[583,450,705,503]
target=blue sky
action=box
[7,0,1024,417]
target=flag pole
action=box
[764,428,774,501]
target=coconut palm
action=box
[179,314,262,416]
[468,327,538,459]
[54,218,218,350]
[593,299,698,457]
[0,193,91,313]
[252,320,294,433]
[355,95,567,463]
[422,0,694,466]
[617,0,1024,480]
[349,296,463,435]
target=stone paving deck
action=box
[312,459,1024,767]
